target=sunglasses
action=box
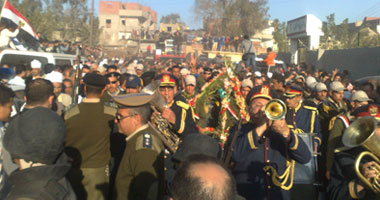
[116,113,136,123]
[110,80,118,84]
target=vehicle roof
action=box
[0,49,78,59]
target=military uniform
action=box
[64,73,116,200]
[327,147,378,200]
[113,125,164,200]
[318,96,348,185]
[170,94,198,136]
[112,92,165,200]
[231,123,311,200]
[325,114,350,173]
[286,102,322,148]
[230,85,311,200]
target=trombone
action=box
[342,116,380,193]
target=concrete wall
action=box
[316,47,380,80]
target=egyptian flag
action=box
[0,0,39,49]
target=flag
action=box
[0,0,39,49]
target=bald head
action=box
[170,155,236,200]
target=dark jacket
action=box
[231,123,311,200]
[6,154,76,200]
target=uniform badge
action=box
[128,76,134,81]
[369,105,379,116]
[163,74,170,83]
[143,133,152,148]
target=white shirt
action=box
[0,28,19,48]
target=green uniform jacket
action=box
[64,101,116,168]
[114,125,164,200]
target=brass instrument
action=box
[264,99,287,120]
[142,80,180,153]
[342,116,380,193]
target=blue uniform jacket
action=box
[231,123,311,200]
[286,103,322,148]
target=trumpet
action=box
[342,116,380,193]
[264,99,287,120]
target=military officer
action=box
[101,72,122,104]
[318,81,348,186]
[112,93,164,200]
[283,85,322,199]
[64,73,116,200]
[155,73,198,137]
[230,85,311,200]
[283,85,322,148]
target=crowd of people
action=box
[0,46,379,200]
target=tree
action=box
[272,19,289,52]
[160,13,181,24]
[194,0,269,36]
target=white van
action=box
[0,49,85,68]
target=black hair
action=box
[170,154,236,200]
[14,65,26,75]
[106,65,118,72]
[271,72,285,84]
[85,84,104,95]
[25,79,54,106]
[0,84,15,105]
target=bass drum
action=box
[290,133,319,200]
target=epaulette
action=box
[303,105,317,111]
[136,132,162,153]
[176,100,190,110]
[103,104,117,116]
[64,104,80,120]
[103,101,118,109]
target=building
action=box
[252,20,276,54]
[98,1,157,48]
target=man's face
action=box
[31,68,40,76]
[330,91,344,103]
[126,87,140,94]
[172,68,181,79]
[351,101,367,111]
[203,71,211,80]
[160,86,177,104]
[185,84,195,95]
[254,78,263,87]
[107,76,119,93]
[241,87,251,98]
[115,108,138,136]
[270,79,282,90]
[249,98,268,119]
[0,99,12,122]
[63,81,73,95]
[285,95,302,109]
[52,82,62,96]
[316,90,327,101]
[136,69,143,76]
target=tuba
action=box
[142,80,180,153]
[265,99,287,120]
[342,116,380,193]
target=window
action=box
[122,4,126,9]
[121,20,125,26]
[106,19,111,28]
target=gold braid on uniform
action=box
[328,116,337,131]
[263,159,296,190]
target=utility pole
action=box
[89,0,94,47]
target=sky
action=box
[94,0,380,29]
